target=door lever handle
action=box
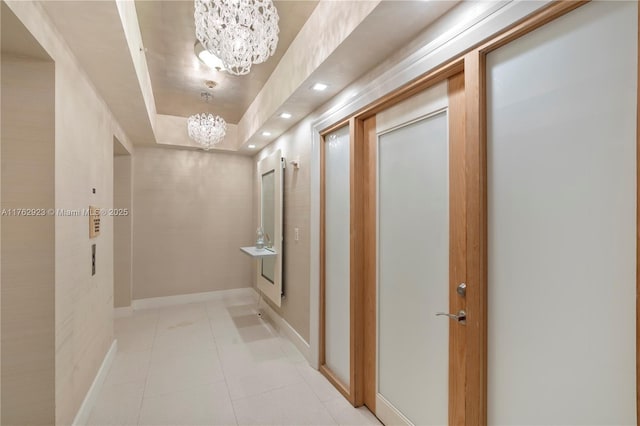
[436,310,466,325]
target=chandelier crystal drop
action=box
[194,0,280,76]
[187,113,227,150]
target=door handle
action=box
[436,310,466,325]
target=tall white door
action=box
[486,1,637,424]
[375,81,452,426]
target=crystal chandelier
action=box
[187,113,227,150]
[194,0,280,76]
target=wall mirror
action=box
[261,170,276,283]
[257,149,283,306]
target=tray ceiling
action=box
[135,0,319,123]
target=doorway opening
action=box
[113,137,132,312]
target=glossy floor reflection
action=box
[88,288,381,426]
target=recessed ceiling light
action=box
[280,112,292,119]
[312,83,328,91]
[262,131,271,136]
[248,144,256,149]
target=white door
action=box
[323,125,352,388]
[375,81,452,426]
[486,1,637,424]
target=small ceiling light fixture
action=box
[248,144,257,149]
[312,82,328,91]
[194,0,280,76]
[262,131,272,136]
[279,112,292,119]
[188,92,227,151]
[194,41,226,71]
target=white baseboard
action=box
[132,288,255,310]
[376,394,412,426]
[72,339,118,426]
[253,288,312,363]
[114,306,133,318]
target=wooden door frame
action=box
[359,72,467,422]
[318,46,465,415]
[463,2,599,423]
[466,1,640,423]
[318,118,364,406]
[319,1,639,423]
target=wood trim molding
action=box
[356,59,464,121]
[319,134,327,369]
[319,120,364,406]
[476,1,588,55]
[319,364,351,401]
[349,117,365,406]
[362,115,377,412]
[320,117,351,138]
[448,72,467,426]
[464,50,488,426]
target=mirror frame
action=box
[257,149,284,306]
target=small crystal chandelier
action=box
[194,0,280,76]
[187,113,227,150]
[188,92,226,150]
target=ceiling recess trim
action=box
[235,0,381,149]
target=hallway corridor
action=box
[88,289,380,425]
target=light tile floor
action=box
[88,289,381,426]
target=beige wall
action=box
[4,1,136,424]
[132,148,254,300]
[114,152,133,308]
[53,28,126,426]
[254,121,312,343]
[1,54,56,426]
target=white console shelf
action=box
[240,246,278,258]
